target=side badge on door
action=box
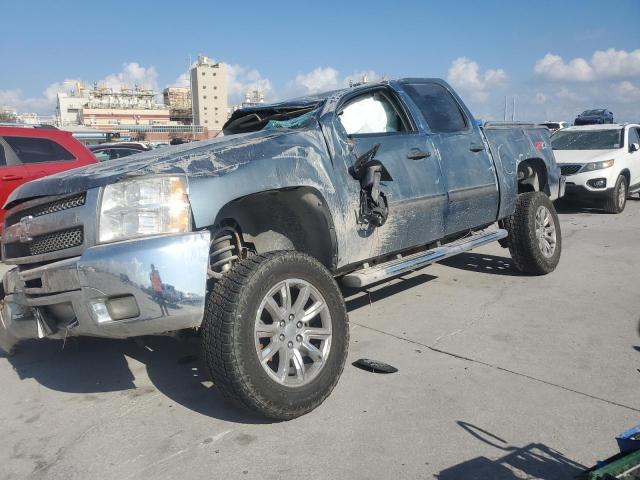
[349,143,393,227]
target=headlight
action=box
[99,176,190,243]
[583,159,614,172]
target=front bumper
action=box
[0,231,210,353]
[564,184,613,199]
[561,167,617,200]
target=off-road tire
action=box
[201,251,349,420]
[503,192,561,275]
[603,175,627,214]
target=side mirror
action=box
[630,143,640,153]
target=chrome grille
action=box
[5,193,86,227]
[560,165,582,176]
[4,227,84,258]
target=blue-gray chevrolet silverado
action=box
[0,79,565,419]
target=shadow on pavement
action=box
[439,252,521,277]
[341,272,437,312]
[436,422,585,480]
[554,198,609,214]
[6,335,275,424]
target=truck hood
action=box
[5,129,309,208]
[553,149,618,164]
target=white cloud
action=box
[447,57,507,103]
[225,63,273,104]
[0,87,56,113]
[284,67,384,98]
[613,80,640,102]
[534,48,640,82]
[344,70,385,87]
[293,67,341,94]
[99,62,159,91]
[1,63,162,115]
[172,72,191,88]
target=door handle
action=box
[469,143,485,152]
[406,149,431,160]
[1,174,23,181]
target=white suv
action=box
[551,124,640,213]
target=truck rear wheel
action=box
[503,192,561,275]
[201,251,349,420]
[603,175,627,214]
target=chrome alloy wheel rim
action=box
[618,182,626,209]
[535,205,557,258]
[254,279,332,387]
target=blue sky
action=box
[1,0,639,121]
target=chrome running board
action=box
[341,229,508,288]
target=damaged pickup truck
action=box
[0,79,565,419]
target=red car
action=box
[0,126,96,233]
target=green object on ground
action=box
[586,449,640,479]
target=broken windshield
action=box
[551,129,623,150]
[223,105,321,135]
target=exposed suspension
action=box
[208,225,243,279]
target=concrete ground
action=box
[1,199,639,480]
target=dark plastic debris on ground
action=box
[352,358,398,374]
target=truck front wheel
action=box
[201,251,349,420]
[503,192,562,275]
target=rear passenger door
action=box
[2,135,78,182]
[400,81,499,235]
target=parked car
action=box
[551,123,640,213]
[89,142,152,161]
[0,125,96,234]
[0,79,564,419]
[574,109,614,125]
[539,121,569,133]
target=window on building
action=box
[203,95,207,99]
[4,136,75,164]
[215,107,218,111]
[202,72,205,76]
[214,96,218,99]
[202,86,206,89]
[205,120,208,124]
[213,73,216,76]
[214,86,217,90]
[204,106,208,110]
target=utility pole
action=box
[504,96,507,121]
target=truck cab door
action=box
[335,87,446,257]
[400,81,499,235]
